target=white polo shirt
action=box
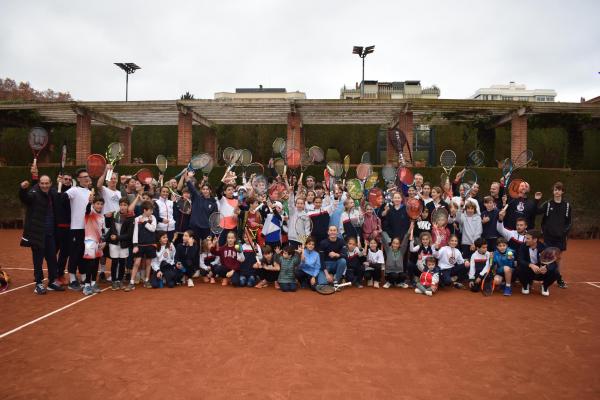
[66,186,91,230]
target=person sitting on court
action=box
[433,233,469,289]
[237,233,262,288]
[199,237,219,284]
[492,237,516,296]
[468,238,491,293]
[318,226,348,285]
[517,230,557,296]
[255,245,280,288]
[408,229,434,287]
[126,200,157,292]
[296,237,324,289]
[381,225,411,289]
[275,245,300,292]
[211,231,245,286]
[173,230,199,287]
[345,237,365,288]
[151,231,177,288]
[414,256,440,296]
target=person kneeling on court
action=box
[211,231,245,286]
[492,237,516,296]
[174,230,200,287]
[276,245,301,292]
[518,230,557,296]
[414,256,440,296]
[151,231,177,288]
[318,226,348,285]
[468,238,491,293]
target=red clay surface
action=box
[1,229,599,400]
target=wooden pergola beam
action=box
[176,103,214,128]
[72,105,133,130]
[494,106,529,127]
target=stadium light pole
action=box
[352,45,375,98]
[114,63,141,101]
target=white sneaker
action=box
[187,278,195,287]
[425,290,433,296]
[374,281,380,289]
[367,279,373,287]
[541,286,549,296]
[383,282,391,289]
[521,285,530,295]
[414,288,423,294]
[399,282,409,289]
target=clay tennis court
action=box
[1,229,598,400]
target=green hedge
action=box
[2,165,598,237]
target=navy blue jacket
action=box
[187,180,218,230]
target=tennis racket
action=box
[86,154,107,179]
[388,128,412,166]
[273,158,286,176]
[105,142,124,182]
[460,169,478,199]
[298,150,312,183]
[500,157,514,187]
[381,165,396,184]
[466,149,485,168]
[406,198,423,221]
[156,154,168,186]
[368,188,384,208]
[481,253,495,296]
[201,156,214,179]
[316,282,352,295]
[28,127,49,167]
[58,140,67,192]
[540,247,561,266]
[295,214,313,245]
[439,149,456,188]
[308,146,324,163]
[209,212,224,239]
[364,172,378,190]
[133,168,153,185]
[513,149,534,170]
[326,161,343,189]
[360,151,371,164]
[356,162,372,182]
[346,178,363,200]
[397,166,414,186]
[175,153,212,179]
[286,148,301,178]
[342,154,351,182]
[176,197,192,215]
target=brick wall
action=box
[387,112,414,165]
[75,113,91,165]
[119,127,132,164]
[511,115,528,161]
[177,112,192,165]
[203,128,218,163]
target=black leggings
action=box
[83,258,99,284]
[258,269,279,283]
[110,257,127,282]
[385,271,407,285]
[67,229,85,276]
[364,263,383,283]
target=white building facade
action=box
[470,82,556,102]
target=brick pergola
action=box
[2,99,599,166]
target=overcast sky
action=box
[1,0,599,102]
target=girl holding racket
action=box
[185,173,218,241]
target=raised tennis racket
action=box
[209,212,224,239]
[360,151,371,164]
[368,187,384,208]
[273,158,286,176]
[397,166,414,186]
[513,149,534,170]
[460,169,478,199]
[133,168,153,185]
[381,165,396,184]
[105,142,124,182]
[406,198,423,221]
[308,146,324,163]
[500,157,514,187]
[286,148,301,177]
[356,162,372,183]
[466,149,485,168]
[342,155,351,182]
[155,154,168,186]
[176,197,192,215]
[175,153,212,179]
[298,150,312,183]
[326,160,343,189]
[388,128,412,166]
[86,154,107,179]
[58,140,67,193]
[28,127,49,167]
[346,178,363,200]
[439,149,456,188]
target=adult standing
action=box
[538,181,571,288]
[504,181,541,230]
[19,167,64,294]
[62,168,92,291]
[54,172,72,283]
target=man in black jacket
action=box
[538,181,571,288]
[517,230,557,296]
[19,170,65,294]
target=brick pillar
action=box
[203,128,218,162]
[177,111,192,165]
[387,112,414,165]
[75,113,91,165]
[511,115,527,162]
[287,113,303,152]
[119,127,132,164]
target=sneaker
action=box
[82,285,93,296]
[415,288,423,294]
[47,281,65,292]
[124,283,136,292]
[34,283,47,295]
[111,281,119,291]
[383,282,391,289]
[503,286,512,296]
[541,286,550,296]
[367,279,374,287]
[425,290,433,297]
[521,285,530,295]
[143,280,152,289]
[106,275,112,282]
[398,282,409,289]
[92,283,102,294]
[374,281,380,289]
[557,279,568,289]
[453,282,465,289]
[187,278,195,287]
[68,280,82,291]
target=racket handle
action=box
[283,165,287,177]
[299,172,303,184]
[58,182,63,193]
[33,157,37,167]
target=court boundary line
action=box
[0,279,46,296]
[0,287,110,340]
[2,267,34,271]
[585,282,600,289]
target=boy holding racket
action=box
[125,200,157,291]
[537,182,571,288]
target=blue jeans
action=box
[280,282,297,292]
[324,258,347,283]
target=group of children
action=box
[21,161,570,298]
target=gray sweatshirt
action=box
[381,231,409,273]
[455,209,483,246]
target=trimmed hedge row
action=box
[1,166,598,237]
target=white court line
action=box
[2,267,34,271]
[0,287,110,340]
[585,282,600,289]
[0,279,46,296]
